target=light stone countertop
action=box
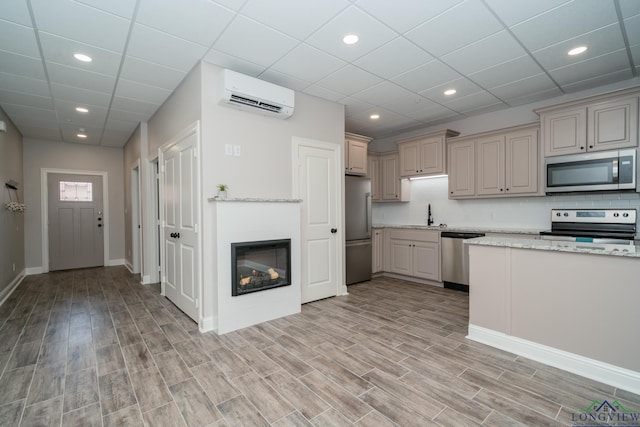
[466,236,640,258]
[373,224,542,235]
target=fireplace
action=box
[231,239,291,296]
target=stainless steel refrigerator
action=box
[345,175,372,285]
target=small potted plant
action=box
[217,184,229,200]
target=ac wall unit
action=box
[219,69,294,119]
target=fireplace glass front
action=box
[231,239,291,296]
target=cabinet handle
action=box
[506,188,509,191]
[589,145,593,149]
[580,146,585,150]
[500,188,503,192]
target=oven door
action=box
[545,149,636,193]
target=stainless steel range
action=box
[540,208,637,246]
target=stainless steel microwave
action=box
[545,149,637,193]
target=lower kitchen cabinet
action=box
[372,228,384,273]
[385,229,440,282]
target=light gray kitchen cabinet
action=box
[447,139,476,198]
[345,132,371,175]
[367,152,380,201]
[380,152,410,202]
[397,129,459,178]
[372,228,384,274]
[386,229,440,281]
[536,89,639,157]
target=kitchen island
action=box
[466,236,640,394]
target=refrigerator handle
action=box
[365,192,371,238]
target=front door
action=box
[48,173,104,271]
[295,139,342,303]
[160,125,200,321]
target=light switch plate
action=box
[233,145,241,156]
[225,144,233,156]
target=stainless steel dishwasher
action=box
[441,231,485,291]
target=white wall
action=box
[23,139,126,270]
[373,177,640,231]
[0,109,24,299]
[371,78,640,231]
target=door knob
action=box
[330,228,337,234]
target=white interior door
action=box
[160,125,200,321]
[296,140,342,303]
[48,173,104,271]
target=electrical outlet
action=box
[233,145,241,156]
[225,144,233,156]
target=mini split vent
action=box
[220,69,295,119]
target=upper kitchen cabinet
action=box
[536,88,639,157]
[447,139,475,198]
[371,151,410,202]
[345,132,372,175]
[367,152,380,200]
[396,129,460,178]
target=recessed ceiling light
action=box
[75,107,89,113]
[444,89,457,96]
[74,53,92,62]
[342,34,359,45]
[568,46,588,56]
[370,114,380,120]
[77,133,88,139]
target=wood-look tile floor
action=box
[0,267,638,426]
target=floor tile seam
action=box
[472,382,562,422]
[496,369,582,412]
[13,363,38,427]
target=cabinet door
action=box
[413,241,440,281]
[399,142,420,177]
[388,238,412,275]
[381,153,400,200]
[419,136,444,175]
[448,140,475,197]
[346,140,368,175]
[476,135,505,196]
[505,128,538,195]
[368,154,380,200]
[372,229,384,273]
[542,107,587,157]
[588,96,639,152]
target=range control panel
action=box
[550,209,637,224]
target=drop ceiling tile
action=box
[2,103,58,123]
[549,50,630,86]
[305,6,398,62]
[55,100,108,127]
[419,77,483,102]
[351,81,415,106]
[303,84,347,103]
[468,55,542,89]
[379,95,443,116]
[127,23,208,72]
[0,51,46,80]
[61,126,100,144]
[38,32,123,75]
[120,56,187,90]
[270,43,346,83]
[1,3,32,26]
[483,0,571,26]
[354,0,463,33]
[405,0,502,57]
[46,62,115,94]
[137,0,235,46]
[17,126,63,141]
[403,103,459,122]
[503,87,563,106]
[532,24,626,71]
[510,0,618,51]
[0,20,40,58]
[489,73,558,100]
[115,78,172,105]
[50,82,112,108]
[625,15,640,45]
[104,117,140,133]
[353,37,433,79]
[561,69,633,93]
[213,16,299,67]
[0,89,53,110]
[211,0,246,11]
[315,65,383,97]
[258,69,310,92]
[111,96,160,116]
[0,72,50,97]
[391,60,461,93]
[441,90,503,114]
[203,50,267,77]
[340,96,376,116]
[30,0,131,52]
[108,107,153,124]
[74,0,137,19]
[619,0,640,19]
[441,31,528,76]
[241,0,349,40]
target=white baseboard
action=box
[107,259,125,267]
[141,275,153,285]
[199,316,216,333]
[0,270,26,306]
[467,324,640,395]
[381,272,444,288]
[25,266,44,275]
[124,261,134,273]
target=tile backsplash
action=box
[372,177,640,232]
